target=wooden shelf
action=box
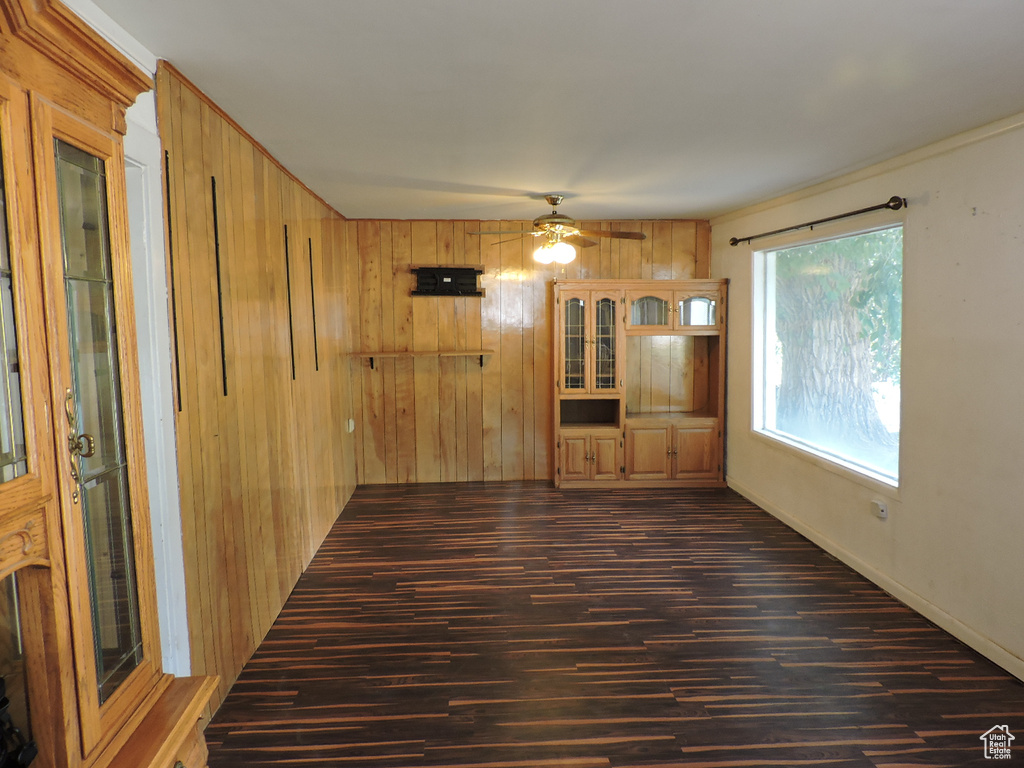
[358,350,495,368]
[625,408,718,422]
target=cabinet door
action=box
[673,426,718,478]
[0,77,59,750]
[591,433,622,481]
[625,290,672,331]
[559,290,622,394]
[590,292,622,393]
[35,102,162,754]
[559,292,589,392]
[675,292,720,330]
[625,425,671,480]
[559,434,591,482]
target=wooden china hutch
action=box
[0,2,215,768]
[554,279,727,488]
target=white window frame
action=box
[751,220,903,488]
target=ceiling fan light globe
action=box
[533,245,557,264]
[550,241,576,264]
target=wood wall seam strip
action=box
[164,148,182,412]
[283,223,295,382]
[307,237,319,372]
[210,174,228,396]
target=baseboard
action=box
[727,476,1024,684]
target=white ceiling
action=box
[92,0,1024,222]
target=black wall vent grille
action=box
[411,266,484,296]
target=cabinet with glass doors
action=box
[554,279,727,488]
[0,4,216,768]
[556,288,624,395]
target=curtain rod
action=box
[728,195,906,247]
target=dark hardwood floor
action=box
[205,482,1024,767]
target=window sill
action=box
[749,428,901,498]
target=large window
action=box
[754,225,903,484]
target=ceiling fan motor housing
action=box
[534,212,577,231]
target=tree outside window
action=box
[756,226,903,483]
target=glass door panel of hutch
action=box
[592,294,619,392]
[678,295,717,327]
[559,290,622,394]
[55,139,143,706]
[562,295,587,391]
[626,291,672,331]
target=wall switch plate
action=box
[871,499,888,520]
[347,418,355,433]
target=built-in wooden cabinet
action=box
[554,279,727,488]
[0,3,215,768]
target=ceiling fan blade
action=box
[577,229,647,241]
[565,234,598,248]
[493,234,534,245]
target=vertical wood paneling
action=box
[350,218,708,484]
[463,226,485,482]
[157,64,357,712]
[499,238,525,480]
[479,229,503,480]
[436,222,458,482]
[411,222,441,482]
[391,222,417,483]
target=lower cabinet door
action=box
[625,425,672,480]
[560,434,592,482]
[559,431,623,483]
[673,426,718,478]
[591,433,622,481]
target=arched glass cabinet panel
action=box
[678,296,716,327]
[630,295,669,326]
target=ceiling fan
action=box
[471,195,646,264]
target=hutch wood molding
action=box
[553,279,727,488]
[0,2,216,768]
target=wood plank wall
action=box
[156,63,358,710]
[349,220,710,484]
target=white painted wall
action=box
[62,0,191,675]
[712,113,1024,681]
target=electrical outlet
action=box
[871,499,888,520]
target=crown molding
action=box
[1,0,151,108]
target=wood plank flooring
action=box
[205,483,1024,767]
